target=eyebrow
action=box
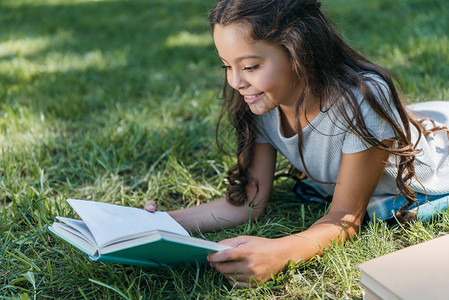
[220,55,262,63]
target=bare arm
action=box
[208,143,392,286]
[275,142,392,261]
[147,143,276,233]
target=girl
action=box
[145,0,449,287]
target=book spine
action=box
[92,254,164,268]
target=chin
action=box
[248,105,275,115]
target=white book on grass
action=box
[358,234,449,300]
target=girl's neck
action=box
[279,98,323,137]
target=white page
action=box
[67,199,189,248]
[56,216,97,246]
[51,222,97,254]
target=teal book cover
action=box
[49,199,230,267]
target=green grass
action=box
[1,0,448,298]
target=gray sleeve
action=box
[342,80,400,154]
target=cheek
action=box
[254,72,277,93]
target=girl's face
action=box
[213,23,300,115]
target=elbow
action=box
[248,198,268,221]
[337,212,363,238]
[317,210,365,241]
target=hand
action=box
[144,200,157,212]
[207,236,287,287]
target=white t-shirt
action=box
[255,83,449,209]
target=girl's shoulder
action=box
[342,72,396,116]
[356,72,392,101]
[325,72,393,116]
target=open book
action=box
[49,199,230,267]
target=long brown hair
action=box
[209,0,424,221]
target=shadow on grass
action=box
[0,0,219,122]
[1,0,447,125]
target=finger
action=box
[226,274,263,288]
[208,237,254,263]
[208,247,241,263]
[229,279,249,288]
[144,200,157,212]
[213,261,246,275]
[226,277,260,288]
[223,274,241,288]
[231,281,252,288]
[144,204,156,212]
[209,262,215,269]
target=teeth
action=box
[245,93,261,99]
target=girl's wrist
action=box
[275,234,321,264]
[167,209,193,231]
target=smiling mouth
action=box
[243,92,264,104]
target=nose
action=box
[228,70,249,91]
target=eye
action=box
[221,64,231,71]
[242,65,259,72]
